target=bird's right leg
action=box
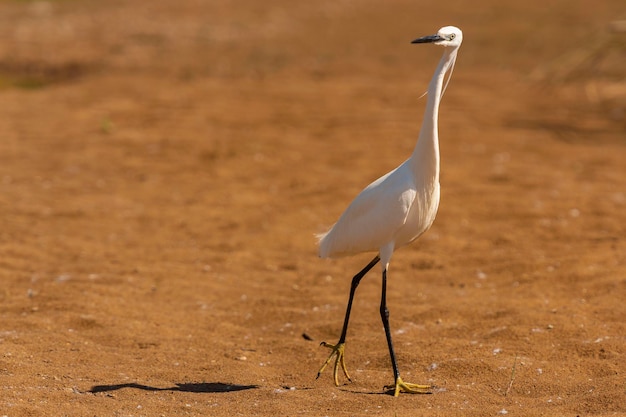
[379,268,431,396]
[317,255,380,386]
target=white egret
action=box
[316,26,463,396]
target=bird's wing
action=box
[319,162,417,258]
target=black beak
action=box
[411,34,444,44]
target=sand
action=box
[0,0,624,415]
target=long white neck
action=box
[410,47,458,183]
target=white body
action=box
[318,27,462,270]
[318,158,440,261]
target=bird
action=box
[315,26,463,397]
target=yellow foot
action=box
[316,342,351,386]
[384,376,431,397]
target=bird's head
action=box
[411,26,463,48]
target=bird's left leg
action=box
[380,268,431,396]
[317,255,380,386]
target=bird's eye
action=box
[448,33,456,40]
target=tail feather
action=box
[316,227,333,258]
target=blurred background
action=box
[0,1,624,416]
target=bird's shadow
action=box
[89,382,259,394]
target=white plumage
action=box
[319,26,462,270]
[316,26,463,397]
[318,158,439,261]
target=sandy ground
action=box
[0,0,625,416]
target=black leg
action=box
[337,255,380,343]
[379,268,432,396]
[317,255,380,382]
[380,268,400,382]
